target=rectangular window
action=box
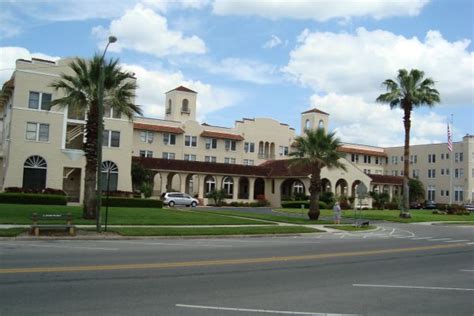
[163,133,176,145]
[26,122,49,142]
[205,156,217,163]
[205,138,217,149]
[162,152,175,160]
[185,135,197,147]
[28,91,52,110]
[103,130,120,148]
[224,139,236,151]
[139,150,153,158]
[140,131,154,144]
[184,154,196,161]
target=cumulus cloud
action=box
[122,63,243,121]
[0,47,60,83]
[92,4,207,57]
[310,93,447,147]
[284,27,473,105]
[263,35,283,49]
[212,0,429,21]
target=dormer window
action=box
[166,99,172,114]
[182,99,189,113]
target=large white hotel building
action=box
[0,57,472,207]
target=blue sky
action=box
[1,0,472,147]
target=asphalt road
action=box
[1,223,473,316]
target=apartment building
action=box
[1,57,471,206]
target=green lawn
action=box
[0,204,272,225]
[198,209,333,224]
[109,226,320,236]
[276,208,472,223]
[325,225,376,231]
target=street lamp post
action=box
[96,36,117,232]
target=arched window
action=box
[292,180,304,194]
[101,160,118,191]
[222,176,234,196]
[318,120,324,130]
[182,99,189,113]
[305,119,311,130]
[23,155,47,190]
[205,175,216,194]
[166,99,172,114]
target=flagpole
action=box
[449,114,453,205]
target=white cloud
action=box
[0,47,60,83]
[263,35,283,49]
[284,28,473,105]
[122,63,242,121]
[310,93,447,147]
[92,4,207,57]
[212,0,429,21]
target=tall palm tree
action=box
[51,55,142,219]
[290,128,346,220]
[376,69,440,213]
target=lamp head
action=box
[108,36,117,43]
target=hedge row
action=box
[102,197,163,208]
[0,193,67,205]
[281,200,328,209]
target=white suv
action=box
[161,192,199,207]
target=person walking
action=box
[333,201,342,224]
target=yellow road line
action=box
[0,243,467,274]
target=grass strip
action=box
[109,226,320,236]
[325,225,376,231]
[198,209,332,224]
[0,228,27,237]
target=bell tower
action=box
[301,108,329,133]
[164,86,197,122]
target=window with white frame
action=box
[427,185,436,201]
[139,150,153,158]
[163,133,176,145]
[205,156,217,163]
[103,130,120,147]
[224,157,236,164]
[162,152,175,159]
[26,122,49,142]
[184,154,196,161]
[140,131,153,143]
[185,135,197,147]
[454,186,463,202]
[224,139,236,151]
[244,142,255,153]
[28,91,52,111]
[205,138,217,149]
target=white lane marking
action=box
[460,270,474,272]
[428,238,451,241]
[353,284,474,291]
[411,237,433,240]
[445,240,470,243]
[176,304,360,315]
[2,243,118,251]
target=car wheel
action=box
[168,201,175,207]
[191,201,197,207]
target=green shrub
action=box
[102,197,163,208]
[0,193,67,205]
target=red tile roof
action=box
[301,108,330,115]
[133,157,267,177]
[337,146,387,157]
[200,130,244,141]
[166,86,197,94]
[368,174,403,185]
[133,123,184,134]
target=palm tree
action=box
[290,128,346,220]
[376,69,440,214]
[51,55,142,219]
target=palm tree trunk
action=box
[82,101,99,219]
[402,107,411,212]
[308,168,321,220]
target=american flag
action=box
[447,123,453,152]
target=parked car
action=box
[409,201,422,209]
[423,200,437,210]
[161,192,199,207]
